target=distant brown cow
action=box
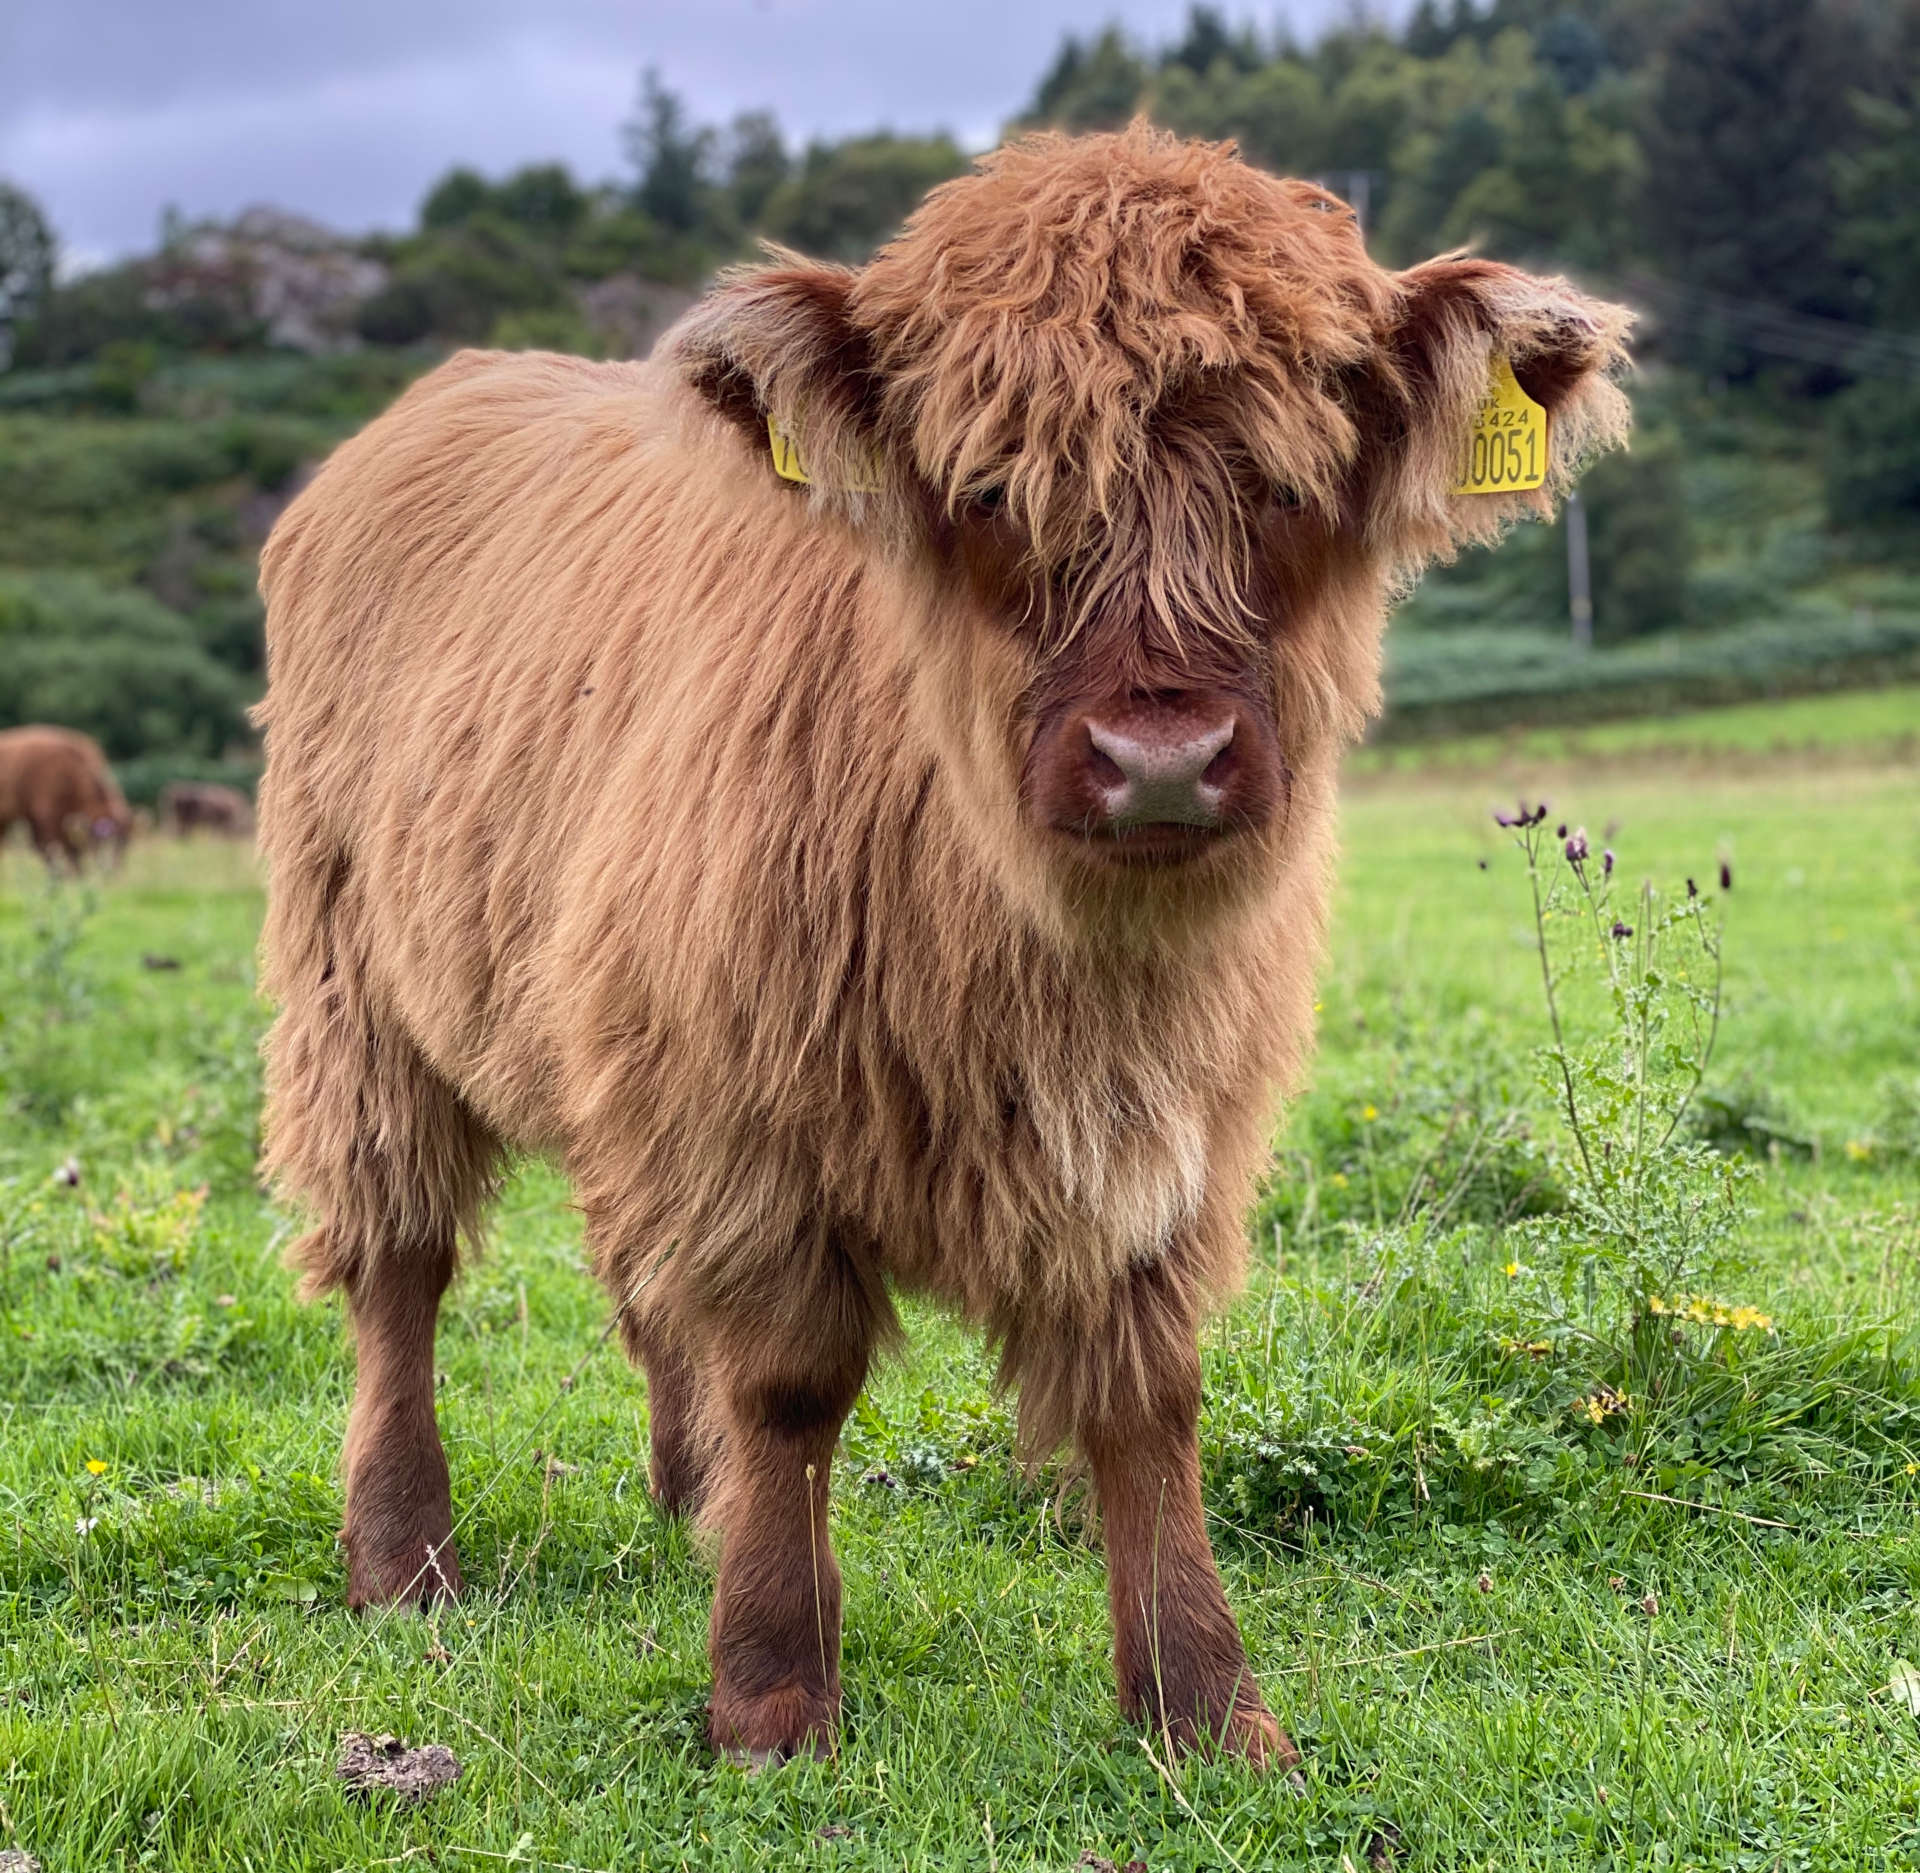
[161,781,255,838]
[0,726,131,873]
[255,126,1630,1768]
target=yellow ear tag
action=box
[1450,356,1549,494]
[767,412,881,493]
[768,412,811,484]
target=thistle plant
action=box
[1494,803,1757,1364]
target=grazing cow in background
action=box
[161,781,256,839]
[0,725,131,874]
[255,125,1630,1769]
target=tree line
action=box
[4,0,1916,400]
[0,0,1916,781]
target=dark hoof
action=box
[345,1530,464,1611]
[709,1682,838,1764]
[1153,1699,1297,1771]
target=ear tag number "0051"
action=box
[1450,356,1548,495]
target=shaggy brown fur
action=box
[255,124,1630,1766]
[0,725,131,873]
[161,780,255,838]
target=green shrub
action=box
[0,572,249,759]
[215,417,308,492]
[186,595,265,679]
[355,216,566,346]
[10,261,260,368]
[487,308,604,356]
[111,753,261,811]
[1827,379,1920,524]
[1581,437,1695,639]
[759,134,968,261]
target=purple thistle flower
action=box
[1610,920,1634,939]
[1686,877,1697,898]
[1603,849,1615,877]
[1719,860,1733,892]
[1564,830,1589,863]
[1556,823,1568,840]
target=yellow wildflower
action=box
[1498,1337,1553,1360]
[1845,1140,1872,1163]
[1572,1386,1630,1425]
[84,1460,107,1475]
[1504,1260,1521,1279]
[1664,1292,1773,1333]
[1331,1172,1349,1189]
[1362,1104,1378,1122]
[1906,1463,1918,1479]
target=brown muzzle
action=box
[1025,690,1287,865]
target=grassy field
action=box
[2,692,1917,1871]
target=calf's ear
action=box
[1370,254,1633,569]
[665,250,889,505]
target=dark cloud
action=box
[3,0,1357,262]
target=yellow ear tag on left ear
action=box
[1451,356,1549,494]
[767,412,881,493]
[768,412,812,484]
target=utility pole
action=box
[1566,488,1593,650]
[1345,169,1371,235]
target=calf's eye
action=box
[1271,484,1306,514]
[971,484,1007,517]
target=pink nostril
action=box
[1085,715,1236,827]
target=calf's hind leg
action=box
[630,1314,716,1519]
[338,1232,466,1607]
[261,897,500,1610]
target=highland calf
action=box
[161,780,255,839]
[0,725,131,874]
[256,126,1630,1768]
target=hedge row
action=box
[1378,609,1920,739]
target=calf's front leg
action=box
[698,1282,875,1764]
[1077,1274,1295,1769]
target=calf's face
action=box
[676,127,1629,913]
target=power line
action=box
[1626,273,1920,380]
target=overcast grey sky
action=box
[0,1,1381,267]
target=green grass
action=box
[3,695,1918,1870]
